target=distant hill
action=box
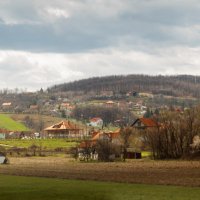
[48,75,200,98]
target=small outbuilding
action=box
[0,153,7,164]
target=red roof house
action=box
[89,117,103,127]
[131,118,158,129]
[44,120,84,138]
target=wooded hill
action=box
[48,75,200,98]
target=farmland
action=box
[0,175,199,200]
[0,114,29,131]
[0,157,199,187]
[0,139,78,149]
[0,175,200,200]
[10,113,85,130]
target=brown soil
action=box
[0,157,200,187]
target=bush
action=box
[95,140,121,162]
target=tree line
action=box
[48,75,200,98]
[71,105,134,126]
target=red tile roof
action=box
[79,129,121,148]
[131,118,158,127]
[44,120,82,131]
[79,140,95,148]
[91,132,102,141]
[108,129,120,139]
[90,117,102,122]
[91,129,121,141]
[140,118,158,127]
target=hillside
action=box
[48,75,200,98]
[0,114,29,131]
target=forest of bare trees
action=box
[49,75,200,98]
[72,105,134,125]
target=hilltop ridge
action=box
[48,74,200,98]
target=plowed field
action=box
[0,157,199,187]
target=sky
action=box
[0,0,200,91]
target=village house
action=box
[131,117,158,129]
[44,120,84,138]
[78,128,142,160]
[2,102,12,107]
[0,129,33,139]
[29,105,39,113]
[0,129,14,139]
[0,129,7,139]
[60,103,75,116]
[105,100,115,107]
[2,102,12,112]
[78,129,121,160]
[79,129,120,145]
[88,117,103,127]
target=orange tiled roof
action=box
[109,129,120,139]
[30,105,38,109]
[90,117,102,122]
[91,132,101,141]
[91,129,121,141]
[44,120,81,131]
[79,140,96,148]
[0,129,10,133]
[140,118,158,127]
[131,118,158,127]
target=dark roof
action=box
[131,118,158,128]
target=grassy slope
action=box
[0,175,199,200]
[0,114,29,131]
[10,113,64,130]
[10,114,85,130]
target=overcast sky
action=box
[0,0,200,91]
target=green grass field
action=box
[0,114,29,131]
[0,175,199,200]
[0,139,78,149]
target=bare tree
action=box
[143,106,200,159]
[120,127,134,161]
[95,139,120,162]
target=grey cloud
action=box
[1,1,200,90]
[1,0,200,53]
[0,52,63,90]
[1,46,200,91]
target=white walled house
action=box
[88,118,103,127]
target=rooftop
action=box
[44,120,82,131]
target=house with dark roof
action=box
[131,118,158,129]
[44,120,84,138]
